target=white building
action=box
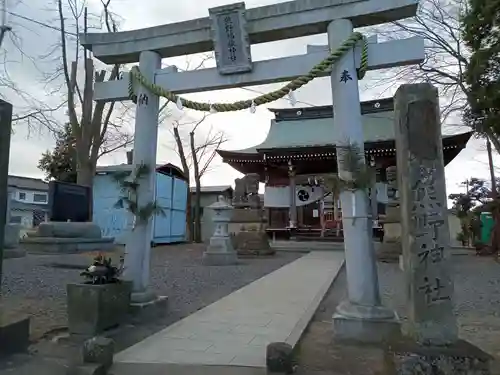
[7,175,49,229]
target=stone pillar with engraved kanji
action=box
[394,83,457,344]
[385,83,492,375]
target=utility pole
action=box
[0,0,11,48]
[0,100,12,289]
[487,138,497,198]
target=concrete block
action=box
[67,282,131,336]
[0,316,30,356]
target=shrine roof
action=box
[218,98,394,155]
[217,97,472,160]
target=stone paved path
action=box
[113,251,344,369]
[1,245,300,339]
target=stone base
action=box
[130,290,157,304]
[67,282,131,336]
[233,231,275,257]
[333,301,401,344]
[37,222,103,238]
[3,248,26,259]
[203,251,238,266]
[204,236,239,265]
[21,237,115,254]
[129,295,168,320]
[384,338,492,375]
[377,241,402,263]
[4,224,20,249]
[0,315,30,356]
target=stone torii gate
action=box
[82,0,424,341]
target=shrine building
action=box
[217,97,472,239]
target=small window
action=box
[9,216,22,224]
[18,192,26,200]
[33,193,47,203]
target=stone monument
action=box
[20,222,115,254]
[0,99,30,357]
[377,166,402,262]
[384,83,492,374]
[233,173,260,209]
[203,196,238,265]
[231,173,274,257]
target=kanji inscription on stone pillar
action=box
[394,83,458,345]
[209,2,252,75]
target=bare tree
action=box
[0,1,67,129]
[368,0,467,119]
[1,0,133,195]
[367,0,500,152]
[172,114,227,243]
[0,0,11,47]
[55,0,133,191]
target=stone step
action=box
[271,241,344,252]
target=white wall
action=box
[264,185,325,207]
[9,209,35,228]
[12,188,48,205]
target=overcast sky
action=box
[1,0,498,198]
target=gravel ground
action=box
[378,255,500,357]
[297,254,500,375]
[0,243,301,340]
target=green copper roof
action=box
[219,98,470,155]
[259,112,395,150]
[228,111,395,154]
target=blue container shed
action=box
[93,163,188,245]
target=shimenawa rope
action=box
[127,31,368,113]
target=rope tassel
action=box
[127,32,368,113]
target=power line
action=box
[162,62,319,108]
[7,10,77,36]
[8,9,319,108]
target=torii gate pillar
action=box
[124,51,162,303]
[328,19,400,343]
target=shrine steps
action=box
[271,240,345,252]
[295,235,344,243]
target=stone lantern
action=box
[202,196,238,265]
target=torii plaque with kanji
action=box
[209,2,253,75]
